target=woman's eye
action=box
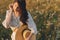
[16,7,20,11]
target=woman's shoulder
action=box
[27,11,30,15]
[27,11,32,18]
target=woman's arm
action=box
[27,12,38,35]
[2,10,12,29]
[25,12,38,40]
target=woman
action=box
[2,0,37,40]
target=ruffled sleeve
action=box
[27,12,38,35]
[2,10,12,28]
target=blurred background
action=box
[0,0,60,40]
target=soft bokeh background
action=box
[0,0,60,40]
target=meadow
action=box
[0,0,60,40]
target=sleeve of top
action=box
[2,10,12,28]
[27,12,38,34]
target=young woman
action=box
[2,0,37,40]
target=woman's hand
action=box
[9,3,13,10]
[30,28,35,33]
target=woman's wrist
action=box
[8,9,13,14]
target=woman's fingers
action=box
[9,3,13,10]
[29,28,34,33]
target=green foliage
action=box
[0,0,60,40]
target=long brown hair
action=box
[14,0,28,25]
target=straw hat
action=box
[15,25,31,40]
[23,30,31,39]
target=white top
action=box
[2,10,38,34]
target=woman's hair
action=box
[14,0,28,25]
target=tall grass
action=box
[0,0,60,40]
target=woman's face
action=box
[13,2,22,16]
